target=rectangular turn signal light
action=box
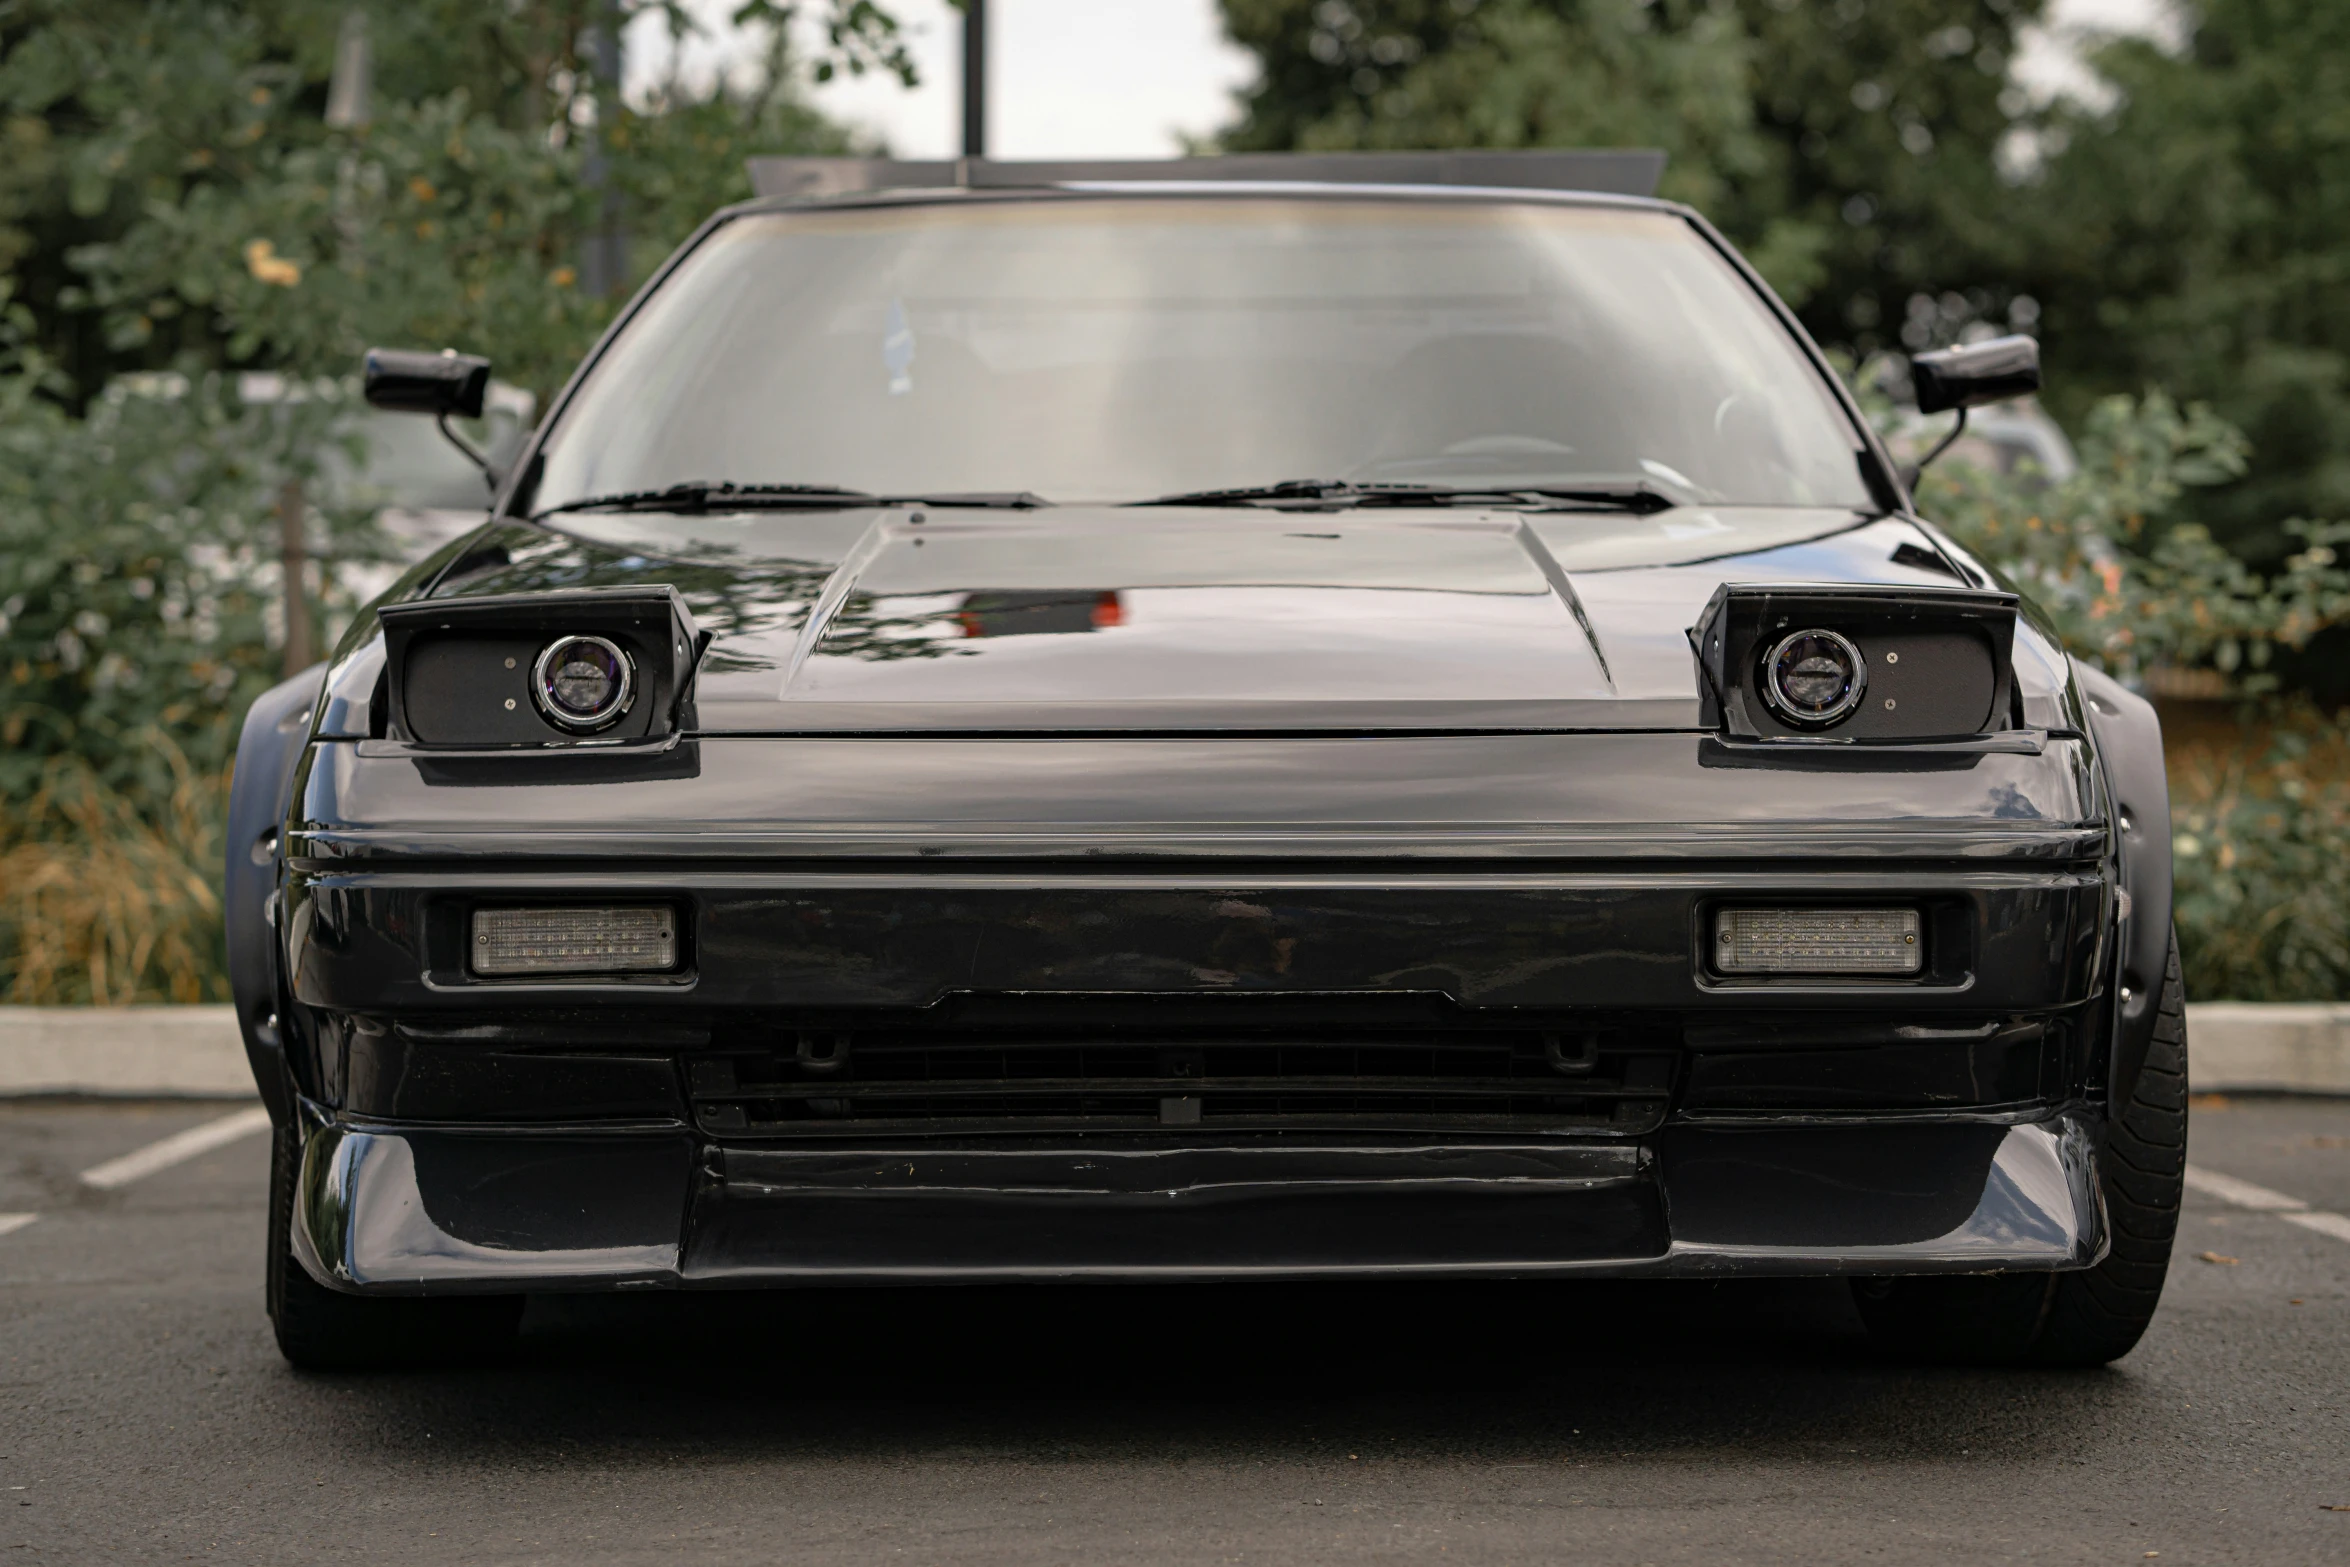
[471,906,677,976]
[1715,908,1920,976]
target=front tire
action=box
[266,1114,522,1371]
[1852,930,2188,1366]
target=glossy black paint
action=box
[2078,662,2175,1106]
[285,868,2100,1012]
[225,663,324,1126]
[237,180,2171,1295]
[287,1110,2104,1288]
[308,508,2085,738]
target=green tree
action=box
[1218,2,1779,261]
[0,0,902,1001]
[1726,0,2044,346]
[2020,0,2350,568]
[0,0,898,402]
[1216,0,2048,334]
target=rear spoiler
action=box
[745,151,1667,202]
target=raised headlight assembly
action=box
[376,585,700,751]
[533,634,635,730]
[1688,581,2020,743]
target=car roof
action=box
[731,152,1678,221]
[728,181,1686,223]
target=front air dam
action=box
[291,1109,2105,1291]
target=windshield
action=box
[534,195,1874,511]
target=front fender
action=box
[224,664,326,1123]
[2076,661,2173,1106]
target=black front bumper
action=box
[290,1110,2106,1292]
[276,731,2117,1294]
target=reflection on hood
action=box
[409,504,1990,731]
[957,591,1124,639]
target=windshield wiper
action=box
[897,491,1054,510]
[1128,478,1410,508]
[1130,479,1677,513]
[1430,482,1680,513]
[534,481,879,519]
[533,482,1052,521]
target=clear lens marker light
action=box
[1716,908,1921,975]
[472,906,677,976]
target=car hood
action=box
[412,504,2022,732]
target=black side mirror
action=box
[362,347,498,492]
[1911,335,2039,415]
[363,347,491,419]
[1905,335,2042,488]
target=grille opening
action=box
[689,1006,1673,1138]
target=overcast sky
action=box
[629,0,2181,161]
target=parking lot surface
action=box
[2,1095,2346,1564]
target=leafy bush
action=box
[2167,721,2350,1004]
[1916,393,2350,692]
[0,324,378,800]
[0,1,878,1003]
[0,294,381,1001]
[1911,391,2350,1001]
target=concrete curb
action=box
[2181,1003,2350,1096]
[0,1006,253,1098]
[0,1002,2345,1099]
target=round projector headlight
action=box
[532,634,634,731]
[1761,628,1866,727]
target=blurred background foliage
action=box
[0,0,886,1000]
[4,0,2350,1001]
[1902,391,2350,1003]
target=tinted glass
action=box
[535,197,1872,509]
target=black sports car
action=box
[227,153,2184,1370]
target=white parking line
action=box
[2184,1165,2310,1211]
[0,1213,36,1238]
[2287,1210,2350,1244]
[78,1106,273,1191]
[2184,1163,2350,1244]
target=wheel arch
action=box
[224,663,327,1125]
[2075,660,2174,1107]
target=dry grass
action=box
[0,745,229,1005]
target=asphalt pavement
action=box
[2,1094,2346,1565]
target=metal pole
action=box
[961,0,987,159]
[584,0,628,296]
[323,10,372,128]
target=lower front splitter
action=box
[291,1115,2105,1293]
[693,1140,1663,1279]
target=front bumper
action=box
[290,1108,2107,1293]
[278,730,2117,1294]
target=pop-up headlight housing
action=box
[378,586,700,750]
[1690,582,2019,742]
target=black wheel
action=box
[266,1114,523,1371]
[1852,929,2187,1366]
